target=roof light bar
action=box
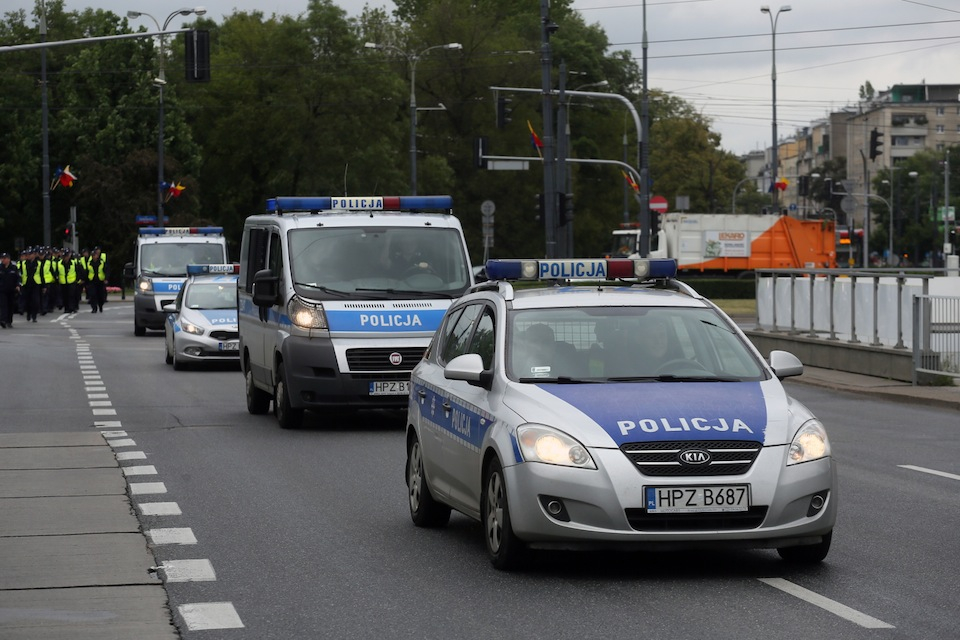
[139,226,223,236]
[186,263,240,276]
[484,258,677,281]
[266,195,453,213]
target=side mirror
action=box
[123,262,134,280]
[252,268,279,307]
[162,303,176,313]
[769,350,803,380]
[444,353,492,389]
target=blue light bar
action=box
[187,263,240,276]
[484,258,677,281]
[139,226,223,236]
[266,195,453,213]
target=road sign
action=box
[650,195,668,212]
[789,203,798,212]
[481,200,496,218]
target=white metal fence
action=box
[913,295,960,383]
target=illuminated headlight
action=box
[181,321,204,335]
[288,296,327,330]
[136,276,153,293]
[787,419,831,466]
[517,425,596,469]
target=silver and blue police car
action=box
[406,258,836,570]
[164,264,240,370]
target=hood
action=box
[183,308,237,328]
[503,378,792,448]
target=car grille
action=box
[210,330,239,340]
[625,506,768,532]
[346,347,425,372]
[620,440,763,477]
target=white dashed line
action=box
[101,430,127,437]
[116,451,147,461]
[94,421,122,428]
[147,528,198,545]
[138,502,182,516]
[106,438,136,448]
[161,559,217,582]
[92,408,117,415]
[177,602,244,630]
[758,578,894,629]
[121,465,158,476]
[899,465,960,482]
[129,482,167,495]
[89,400,113,407]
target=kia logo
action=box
[678,449,711,465]
[389,352,403,366]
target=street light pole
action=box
[761,5,791,214]
[127,6,206,228]
[364,41,461,196]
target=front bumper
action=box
[174,331,240,362]
[503,444,836,551]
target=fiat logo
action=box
[389,352,403,366]
[678,449,711,465]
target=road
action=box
[2,302,958,639]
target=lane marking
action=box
[177,602,243,630]
[92,408,117,415]
[106,438,136,448]
[86,387,107,392]
[94,421,122,428]
[102,430,127,437]
[138,502,182,516]
[122,465,157,476]
[899,464,960,482]
[161,559,217,582]
[147,528,197,545]
[116,451,147,461]
[130,482,167,495]
[89,400,113,407]
[758,578,894,629]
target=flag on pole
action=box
[51,165,77,190]
[621,170,640,194]
[527,120,543,158]
[163,181,186,202]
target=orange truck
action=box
[611,213,837,274]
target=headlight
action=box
[517,425,596,469]
[181,321,205,335]
[787,419,830,465]
[136,276,153,293]
[288,295,327,330]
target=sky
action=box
[6,0,960,156]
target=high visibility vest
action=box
[20,260,41,286]
[87,254,106,281]
[41,259,56,284]
[59,260,78,284]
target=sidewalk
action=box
[0,431,177,639]
[790,365,960,411]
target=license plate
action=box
[218,341,239,351]
[369,380,410,396]
[645,485,749,514]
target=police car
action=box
[406,258,836,570]
[164,264,241,370]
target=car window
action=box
[440,304,482,365]
[469,307,495,370]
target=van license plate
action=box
[218,341,239,351]
[644,485,749,513]
[369,381,410,396]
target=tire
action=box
[245,364,271,415]
[274,361,303,429]
[482,457,525,571]
[172,347,186,371]
[407,434,451,528]
[134,321,146,337]
[778,530,832,564]
[165,341,173,365]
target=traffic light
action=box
[558,192,573,227]
[534,192,544,226]
[869,128,883,161]
[185,30,211,83]
[798,175,809,197]
[496,96,512,129]
[64,225,72,241]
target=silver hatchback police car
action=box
[164,264,241,370]
[406,258,836,570]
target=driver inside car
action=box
[384,234,431,274]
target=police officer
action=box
[39,246,56,314]
[86,246,107,313]
[0,252,20,328]
[77,247,90,306]
[18,247,42,322]
[59,249,80,313]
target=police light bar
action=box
[186,263,240,275]
[265,196,453,213]
[484,258,678,281]
[139,226,224,236]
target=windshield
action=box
[184,281,237,310]
[288,226,471,298]
[507,306,766,382]
[141,242,226,276]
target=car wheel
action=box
[275,361,303,429]
[165,340,173,365]
[134,321,146,337]
[778,530,832,564]
[172,347,186,371]
[245,364,271,415]
[482,457,525,571]
[407,434,451,528]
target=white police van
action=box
[238,196,474,428]
[126,227,229,336]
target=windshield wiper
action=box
[355,287,455,299]
[517,376,600,384]
[294,282,350,297]
[608,374,740,382]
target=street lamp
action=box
[761,4,791,214]
[127,6,207,228]
[364,41,462,196]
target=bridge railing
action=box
[913,295,960,384]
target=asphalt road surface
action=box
[2,303,958,639]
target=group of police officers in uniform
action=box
[0,246,108,328]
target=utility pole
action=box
[639,0,651,256]
[539,0,557,258]
[944,149,951,258]
[40,0,51,247]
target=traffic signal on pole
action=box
[869,128,883,161]
[185,30,211,83]
[798,175,809,197]
[534,192,544,226]
[64,225,72,241]
[496,96,512,129]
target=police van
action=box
[238,196,474,428]
[125,227,229,336]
